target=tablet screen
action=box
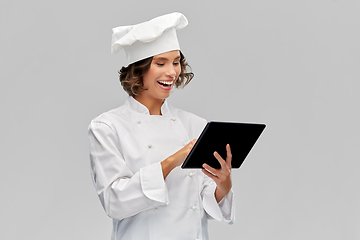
[181,122,266,169]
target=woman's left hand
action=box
[202,144,232,202]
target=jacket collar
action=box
[126,96,171,117]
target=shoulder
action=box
[88,104,131,133]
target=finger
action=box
[190,139,197,145]
[214,151,231,175]
[201,168,219,182]
[213,151,227,170]
[226,144,232,170]
[202,163,219,176]
[185,140,195,152]
[188,139,197,148]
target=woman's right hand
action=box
[161,139,197,178]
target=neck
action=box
[134,95,164,115]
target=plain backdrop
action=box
[1,0,359,239]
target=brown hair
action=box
[118,51,194,97]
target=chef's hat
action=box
[111,12,188,65]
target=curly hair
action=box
[118,51,194,97]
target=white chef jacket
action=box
[88,96,235,240]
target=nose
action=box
[166,65,176,78]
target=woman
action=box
[88,12,235,240]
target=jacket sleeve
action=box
[201,173,235,224]
[88,121,169,221]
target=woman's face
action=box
[140,50,181,101]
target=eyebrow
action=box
[153,56,181,61]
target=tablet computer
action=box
[181,122,266,169]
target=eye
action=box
[173,62,180,66]
[156,63,164,66]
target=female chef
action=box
[88,12,235,240]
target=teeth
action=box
[158,80,174,86]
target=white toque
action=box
[111,12,188,65]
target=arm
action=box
[88,121,169,221]
[201,144,235,223]
[89,121,196,220]
[202,144,232,202]
[161,139,197,178]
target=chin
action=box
[158,93,171,100]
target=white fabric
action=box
[111,12,188,65]
[88,96,235,240]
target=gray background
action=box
[1,0,359,239]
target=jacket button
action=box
[191,205,197,210]
[171,118,176,121]
[137,120,141,124]
[148,144,152,148]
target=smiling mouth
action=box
[157,80,174,87]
